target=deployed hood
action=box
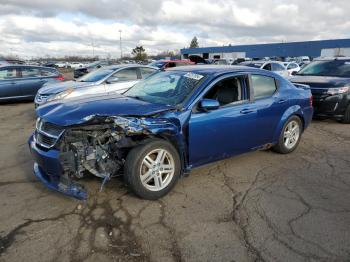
[290,75,350,88]
[36,93,174,126]
[38,80,96,95]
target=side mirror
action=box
[291,71,297,76]
[199,99,220,111]
[106,77,119,84]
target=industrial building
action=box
[180,38,350,60]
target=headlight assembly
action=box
[47,88,74,102]
[327,86,349,95]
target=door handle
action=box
[240,108,255,114]
[278,99,287,104]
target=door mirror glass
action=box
[199,99,220,111]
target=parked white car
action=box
[55,61,69,68]
[283,62,301,76]
[69,62,85,69]
[240,61,289,78]
[35,64,159,107]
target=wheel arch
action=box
[272,105,305,142]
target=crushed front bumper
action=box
[28,134,87,200]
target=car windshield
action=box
[148,61,167,68]
[297,60,350,77]
[77,68,114,82]
[124,70,207,106]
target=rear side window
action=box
[272,63,285,71]
[140,67,157,78]
[251,75,277,99]
[21,67,41,78]
[41,68,57,77]
[0,68,18,80]
[287,63,298,70]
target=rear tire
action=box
[342,104,350,124]
[124,139,181,200]
[273,116,302,154]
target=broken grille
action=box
[35,118,65,149]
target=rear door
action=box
[18,67,44,98]
[105,67,139,93]
[249,74,290,145]
[0,67,22,100]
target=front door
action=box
[188,74,259,167]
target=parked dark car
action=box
[291,57,350,123]
[74,61,113,78]
[0,65,64,102]
[29,65,313,200]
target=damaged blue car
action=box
[29,65,313,200]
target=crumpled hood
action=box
[36,93,174,126]
[290,75,350,88]
[38,80,96,95]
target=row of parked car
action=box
[1,57,350,123]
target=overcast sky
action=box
[1,0,350,58]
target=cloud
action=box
[0,0,349,58]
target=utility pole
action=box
[119,30,123,60]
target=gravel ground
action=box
[0,102,349,262]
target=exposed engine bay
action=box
[55,116,180,192]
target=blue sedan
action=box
[0,65,64,102]
[29,66,313,200]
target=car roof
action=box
[0,64,58,70]
[157,60,193,63]
[167,65,271,75]
[103,64,159,70]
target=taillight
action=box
[310,95,313,107]
[55,75,64,81]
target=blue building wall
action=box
[180,39,350,58]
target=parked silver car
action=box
[240,61,289,78]
[35,64,158,107]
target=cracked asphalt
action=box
[0,102,349,262]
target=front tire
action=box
[273,116,302,154]
[124,139,181,200]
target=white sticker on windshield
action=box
[184,72,204,80]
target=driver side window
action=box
[108,68,138,83]
[204,76,247,107]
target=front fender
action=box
[272,105,304,142]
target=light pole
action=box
[119,30,123,60]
